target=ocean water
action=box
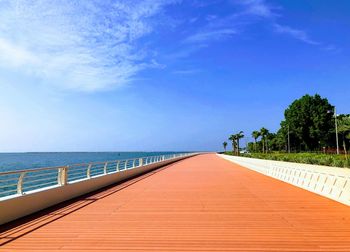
[0,152,182,172]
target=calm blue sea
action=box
[0,152,182,172]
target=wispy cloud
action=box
[165,45,206,60]
[273,24,320,45]
[182,0,274,47]
[232,0,277,18]
[172,69,201,75]
[322,44,341,53]
[0,0,175,92]
[184,29,237,44]
[231,1,323,47]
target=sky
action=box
[0,0,349,152]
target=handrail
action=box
[0,153,195,199]
[0,153,189,175]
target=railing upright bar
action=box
[103,162,108,175]
[87,164,92,179]
[17,172,26,194]
[58,166,68,186]
[62,166,68,185]
[116,161,120,172]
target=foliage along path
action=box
[1,153,350,251]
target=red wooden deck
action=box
[1,154,350,251]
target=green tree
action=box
[284,94,334,151]
[260,127,269,153]
[267,132,280,151]
[229,135,236,154]
[247,142,255,152]
[252,131,260,152]
[223,141,228,152]
[276,121,293,152]
[236,131,244,155]
[338,116,350,159]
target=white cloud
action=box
[232,0,276,18]
[184,29,237,44]
[0,0,174,92]
[231,1,323,47]
[321,44,341,53]
[273,24,320,45]
[172,69,201,75]
[0,38,39,67]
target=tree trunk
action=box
[262,138,265,153]
[237,139,240,156]
[254,139,256,152]
[343,138,348,160]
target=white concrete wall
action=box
[218,154,350,206]
[0,155,196,225]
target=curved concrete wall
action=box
[218,154,350,206]
[0,155,196,225]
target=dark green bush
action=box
[232,152,350,168]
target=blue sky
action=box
[0,0,349,152]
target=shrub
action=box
[229,152,349,168]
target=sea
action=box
[0,152,182,172]
[0,152,185,197]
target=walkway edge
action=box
[218,154,350,206]
[0,154,197,225]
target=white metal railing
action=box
[218,154,350,206]
[0,153,194,199]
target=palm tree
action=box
[338,116,350,160]
[223,141,228,152]
[236,131,244,155]
[260,127,269,153]
[252,131,260,152]
[229,134,237,154]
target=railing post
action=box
[87,164,92,179]
[116,161,120,172]
[103,162,108,174]
[17,172,26,194]
[125,160,128,170]
[58,166,68,186]
[133,159,136,168]
[139,158,143,167]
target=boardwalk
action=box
[1,154,350,251]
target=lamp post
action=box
[287,124,291,154]
[328,107,340,155]
[335,108,339,155]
